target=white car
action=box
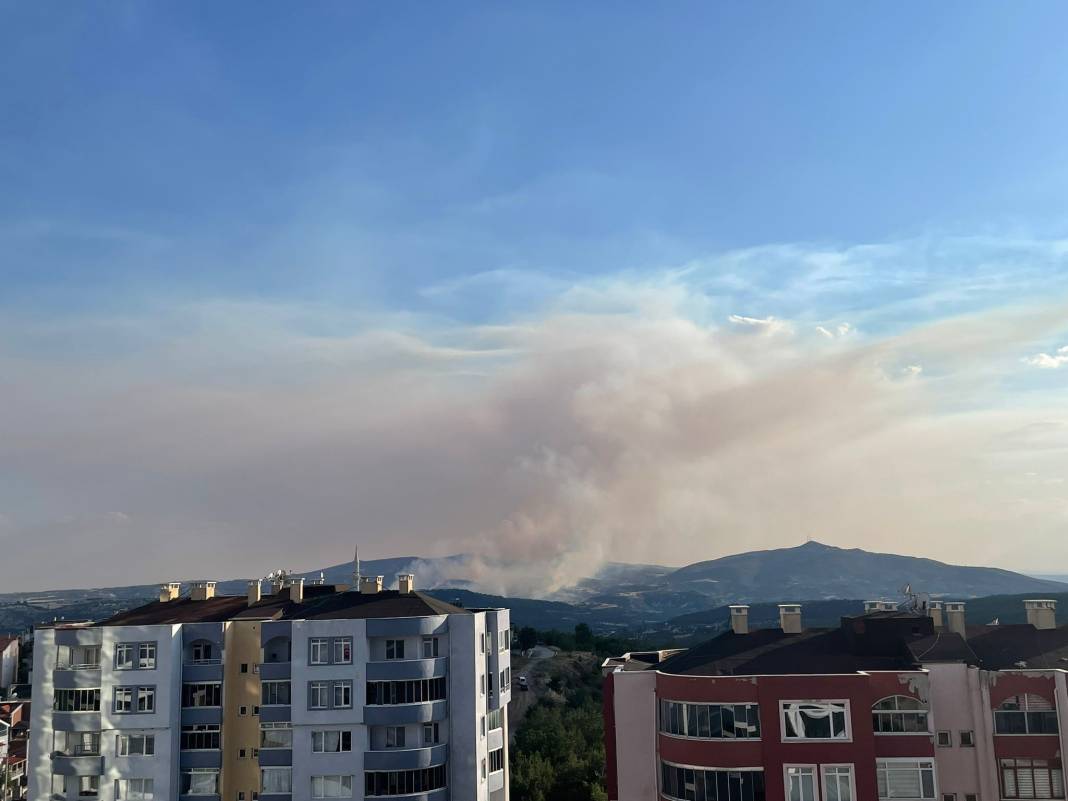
[518,675,529,691]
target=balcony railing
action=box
[185,658,222,666]
[55,663,101,671]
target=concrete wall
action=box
[1,639,20,690]
[223,620,264,801]
[27,627,55,801]
[607,669,658,801]
[448,612,487,801]
[927,663,998,801]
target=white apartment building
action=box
[28,572,511,801]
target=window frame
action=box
[332,638,353,665]
[311,775,353,799]
[999,757,1065,800]
[994,695,1060,736]
[180,768,220,797]
[259,723,293,750]
[877,758,938,801]
[312,730,352,753]
[872,695,930,735]
[784,764,818,801]
[822,764,855,801]
[780,699,852,742]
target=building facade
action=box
[0,638,20,693]
[604,599,1068,801]
[28,573,510,801]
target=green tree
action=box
[574,623,594,648]
[518,626,538,651]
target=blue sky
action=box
[3,3,1068,590]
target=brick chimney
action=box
[729,605,749,635]
[1024,599,1056,630]
[360,575,384,595]
[928,600,944,629]
[945,602,966,637]
[779,604,802,634]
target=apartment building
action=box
[0,637,20,693]
[603,599,1068,801]
[27,571,511,801]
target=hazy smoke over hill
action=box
[2,255,1068,594]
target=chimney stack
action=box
[248,580,262,606]
[360,575,384,595]
[779,604,802,634]
[190,581,216,601]
[397,573,415,594]
[928,600,944,629]
[159,582,181,603]
[1025,600,1057,630]
[288,577,305,603]
[945,602,967,637]
[729,605,749,635]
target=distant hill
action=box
[666,541,1068,603]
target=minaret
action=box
[351,546,361,591]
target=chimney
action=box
[247,580,262,606]
[779,604,802,634]
[398,573,415,594]
[1024,599,1057,630]
[190,581,216,601]
[864,600,880,613]
[270,575,285,595]
[729,605,749,635]
[928,600,944,629]
[945,602,966,637]
[360,575,384,595]
[159,582,181,603]
[288,577,305,603]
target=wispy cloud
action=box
[1024,345,1068,369]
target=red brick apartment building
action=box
[603,600,1068,801]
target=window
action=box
[995,695,1059,735]
[56,731,101,756]
[489,747,505,773]
[877,760,936,800]
[191,641,214,664]
[312,730,351,753]
[333,638,352,664]
[501,667,511,690]
[488,707,504,731]
[181,770,219,796]
[1000,759,1065,799]
[822,765,854,801]
[365,677,447,705]
[312,775,353,798]
[333,681,352,708]
[138,643,156,670]
[661,762,766,801]
[239,749,246,759]
[310,638,329,665]
[54,688,100,712]
[260,724,292,749]
[481,759,487,780]
[965,795,978,801]
[943,795,957,801]
[114,778,153,800]
[78,776,99,797]
[253,705,260,714]
[364,765,447,796]
[239,794,245,800]
[262,680,291,706]
[500,629,509,651]
[310,681,329,709]
[137,687,155,712]
[422,723,440,745]
[385,727,405,748]
[182,682,221,707]
[659,700,762,739]
[481,715,486,737]
[960,730,975,747]
[480,633,485,653]
[239,705,248,716]
[117,734,154,756]
[782,701,849,740]
[115,644,135,670]
[481,673,486,696]
[786,766,816,801]
[873,696,929,734]
[937,731,952,747]
[241,663,249,674]
[422,637,439,658]
[115,686,153,713]
[181,725,221,750]
[261,768,292,795]
[385,640,405,660]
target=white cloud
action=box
[1024,345,1068,369]
[728,314,792,335]
[816,322,854,339]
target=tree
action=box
[574,623,594,648]
[518,626,538,651]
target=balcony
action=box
[51,712,102,731]
[364,699,448,726]
[366,657,448,682]
[50,754,104,776]
[53,669,102,689]
[258,661,291,681]
[182,661,224,682]
[364,743,448,772]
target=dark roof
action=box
[97,586,468,627]
[906,632,977,664]
[965,624,1068,670]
